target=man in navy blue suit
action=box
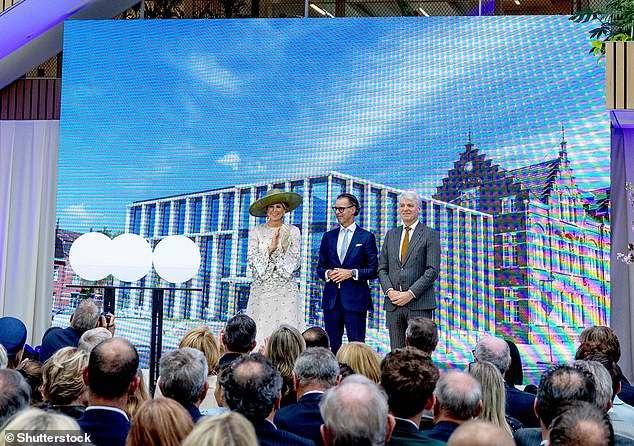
[275,347,340,446]
[317,193,378,353]
[78,337,140,446]
[223,353,313,446]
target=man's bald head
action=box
[86,337,139,399]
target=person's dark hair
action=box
[222,353,283,423]
[504,339,523,386]
[380,348,439,418]
[302,327,330,349]
[339,362,354,379]
[405,317,438,354]
[70,298,101,334]
[0,368,31,426]
[159,348,208,405]
[224,314,256,353]
[579,326,621,363]
[16,359,43,404]
[549,401,614,446]
[87,338,139,399]
[294,347,339,389]
[336,193,360,216]
[536,363,596,427]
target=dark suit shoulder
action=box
[513,427,542,446]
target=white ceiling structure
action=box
[0,0,139,90]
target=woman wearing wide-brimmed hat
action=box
[246,189,305,345]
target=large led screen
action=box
[58,16,609,381]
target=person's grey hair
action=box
[573,360,612,412]
[70,298,101,333]
[0,408,79,435]
[434,371,482,421]
[78,327,112,353]
[474,336,510,376]
[294,347,340,389]
[159,347,208,405]
[320,374,389,446]
[0,369,31,427]
[0,345,7,370]
[398,192,422,209]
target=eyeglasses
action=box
[332,206,354,213]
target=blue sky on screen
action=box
[59,16,607,232]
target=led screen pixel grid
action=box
[58,16,609,379]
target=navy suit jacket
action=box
[387,419,445,446]
[275,392,324,446]
[426,421,460,443]
[78,408,130,446]
[317,226,378,312]
[505,383,539,428]
[254,419,315,446]
[40,326,82,363]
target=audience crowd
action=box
[0,300,632,446]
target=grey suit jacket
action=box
[378,222,441,311]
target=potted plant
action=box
[570,0,634,57]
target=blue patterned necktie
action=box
[339,228,350,262]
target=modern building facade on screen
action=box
[122,171,496,349]
[121,138,610,350]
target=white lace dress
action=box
[246,223,305,344]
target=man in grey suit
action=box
[378,192,440,350]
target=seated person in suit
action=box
[427,372,482,443]
[41,299,113,363]
[320,374,395,446]
[222,353,313,446]
[216,314,257,373]
[549,401,614,446]
[0,368,31,426]
[78,337,140,446]
[514,363,597,446]
[579,325,634,407]
[446,420,515,446]
[381,348,443,446]
[474,335,539,427]
[78,327,112,354]
[158,347,209,423]
[573,358,634,441]
[302,327,330,350]
[275,347,340,446]
[405,317,438,355]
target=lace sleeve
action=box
[272,224,301,280]
[247,225,272,279]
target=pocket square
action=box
[355,243,363,247]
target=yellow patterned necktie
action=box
[401,226,411,264]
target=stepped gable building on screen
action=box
[433,134,610,345]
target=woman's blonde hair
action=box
[42,347,88,406]
[468,360,513,436]
[335,342,381,383]
[180,326,220,373]
[265,324,305,380]
[127,369,150,418]
[126,398,194,446]
[181,411,258,446]
[0,408,78,445]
